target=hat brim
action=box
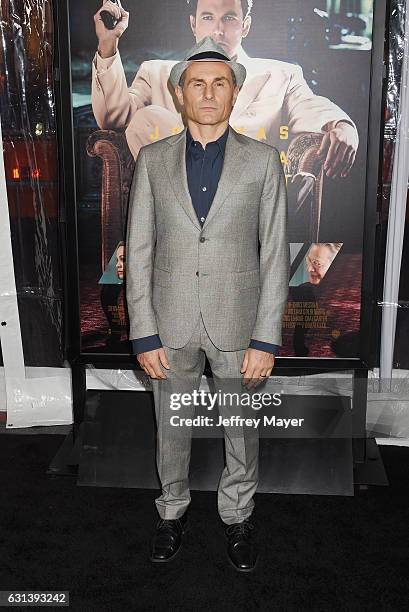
[169,58,246,89]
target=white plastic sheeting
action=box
[0,367,72,428]
[0,115,72,428]
[380,1,409,383]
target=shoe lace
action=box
[157,518,182,534]
[226,520,254,539]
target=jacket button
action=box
[199,236,206,243]
[196,271,199,276]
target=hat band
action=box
[188,50,230,61]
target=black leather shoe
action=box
[150,513,188,562]
[225,519,258,572]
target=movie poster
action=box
[69,0,374,357]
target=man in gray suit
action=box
[125,36,289,572]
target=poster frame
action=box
[54,0,388,372]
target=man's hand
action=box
[317,121,359,179]
[94,0,129,58]
[137,347,170,380]
[240,348,275,389]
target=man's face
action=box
[116,245,125,279]
[175,61,239,126]
[306,245,335,285]
[190,0,251,58]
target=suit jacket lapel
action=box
[162,125,250,231]
[202,126,250,229]
[162,128,201,230]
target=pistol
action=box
[100,0,123,30]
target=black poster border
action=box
[54,0,388,373]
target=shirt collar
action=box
[186,125,229,157]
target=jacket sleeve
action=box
[284,64,358,136]
[125,147,159,340]
[91,50,152,129]
[250,148,290,347]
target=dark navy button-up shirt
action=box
[185,124,228,227]
[131,127,279,357]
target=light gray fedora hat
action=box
[169,36,247,89]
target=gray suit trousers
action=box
[151,312,259,525]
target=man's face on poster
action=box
[306,244,336,285]
[190,0,251,58]
[116,245,125,279]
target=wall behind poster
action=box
[69,0,374,357]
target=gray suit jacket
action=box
[125,125,290,351]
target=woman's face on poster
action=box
[190,0,251,57]
[116,245,125,279]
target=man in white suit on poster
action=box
[92,0,359,179]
